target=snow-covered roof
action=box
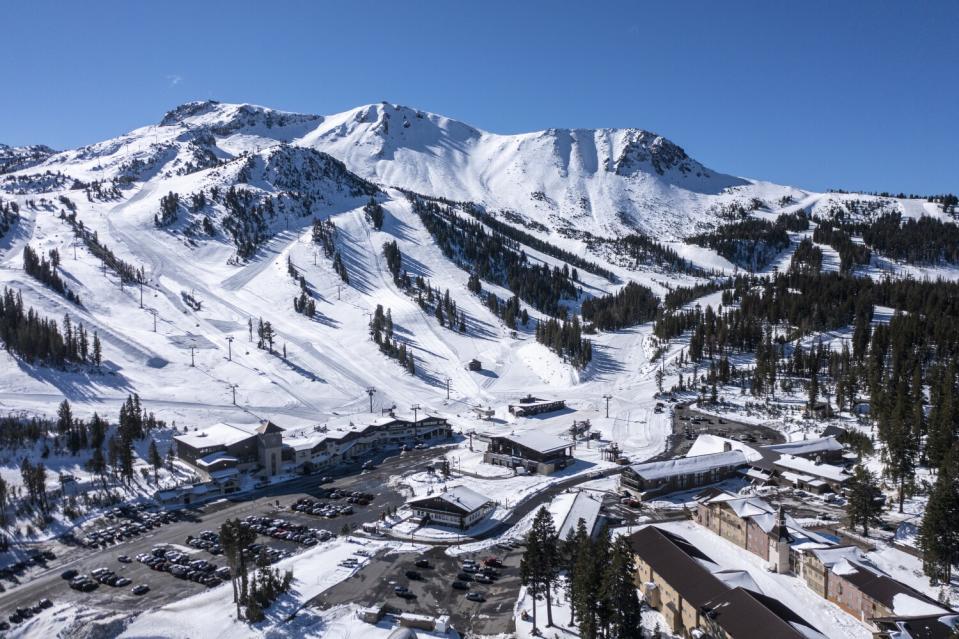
[409,485,491,513]
[714,569,760,592]
[687,434,763,462]
[174,422,256,449]
[497,431,570,454]
[558,491,603,540]
[774,455,850,483]
[810,545,863,568]
[811,546,950,616]
[630,450,746,480]
[766,437,843,457]
[196,451,238,468]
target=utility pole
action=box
[603,394,612,418]
[411,403,421,442]
[149,309,158,332]
[445,377,451,400]
[366,387,376,413]
[226,336,235,361]
[139,280,144,309]
[190,345,196,367]
[228,383,238,405]
[337,284,342,301]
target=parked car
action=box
[466,592,486,602]
[405,570,422,580]
[132,584,150,595]
[451,580,469,590]
[414,558,431,569]
[61,569,79,580]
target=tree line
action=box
[652,268,959,582]
[0,287,101,367]
[468,274,530,330]
[581,282,659,331]
[286,257,316,317]
[536,316,592,369]
[687,216,791,271]
[410,195,577,317]
[520,507,642,638]
[22,245,81,305]
[812,219,872,273]
[465,205,615,281]
[0,198,18,237]
[62,211,145,284]
[370,304,415,374]
[154,191,180,227]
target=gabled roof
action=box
[872,614,959,639]
[558,491,603,540]
[766,436,843,457]
[256,420,284,435]
[409,485,491,514]
[812,547,952,616]
[628,526,726,609]
[773,454,851,483]
[628,450,747,481]
[703,587,828,639]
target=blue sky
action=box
[4,1,956,193]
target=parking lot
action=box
[668,404,785,457]
[0,446,443,624]
[312,543,524,636]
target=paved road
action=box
[0,447,442,618]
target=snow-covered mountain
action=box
[0,99,951,432]
[27,99,804,239]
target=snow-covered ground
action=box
[1,99,957,636]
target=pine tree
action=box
[604,537,643,639]
[846,465,884,535]
[521,507,560,630]
[92,331,102,369]
[919,445,959,583]
[56,399,72,435]
[88,446,107,487]
[148,439,162,483]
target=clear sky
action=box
[3,1,956,194]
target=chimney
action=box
[723,441,732,452]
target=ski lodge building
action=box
[407,485,495,530]
[483,431,574,474]
[507,395,567,417]
[173,413,451,480]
